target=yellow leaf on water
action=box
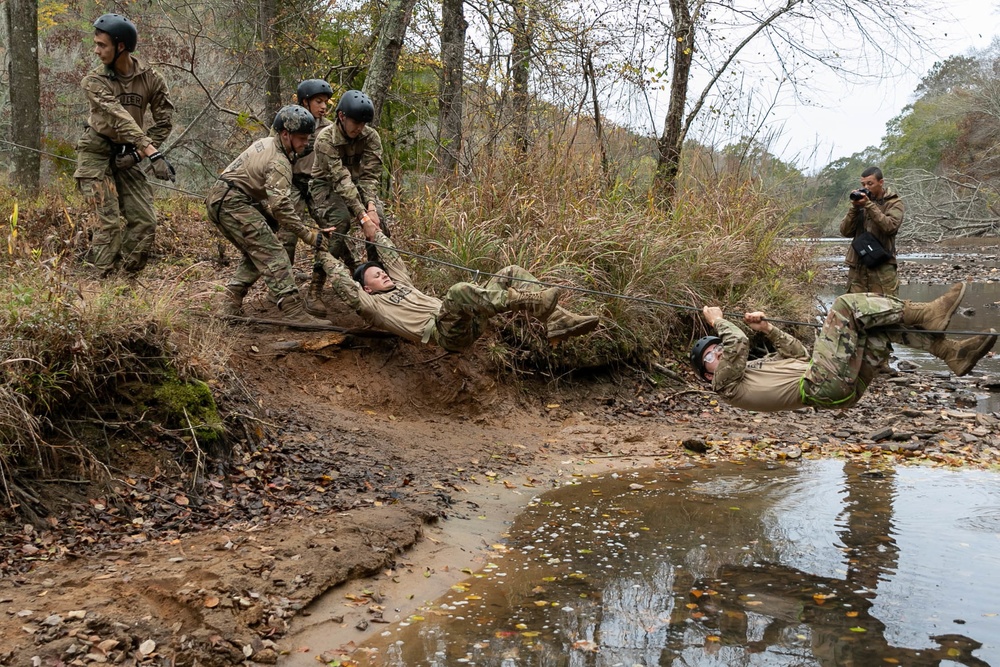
[846,611,859,618]
[849,627,867,633]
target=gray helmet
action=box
[690,335,723,380]
[335,90,375,123]
[272,105,316,135]
[297,79,334,104]
[93,14,138,52]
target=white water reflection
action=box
[344,460,1000,666]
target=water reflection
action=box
[351,461,1000,666]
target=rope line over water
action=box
[2,138,994,337]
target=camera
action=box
[849,188,871,202]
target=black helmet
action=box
[353,261,384,286]
[690,335,723,379]
[296,79,334,104]
[272,105,316,135]
[336,90,375,123]
[93,14,138,52]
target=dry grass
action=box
[388,153,820,371]
[0,190,237,515]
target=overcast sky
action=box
[766,2,1000,172]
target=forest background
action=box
[1,0,1000,371]
[2,0,1000,239]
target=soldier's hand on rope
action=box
[114,147,142,170]
[149,151,176,182]
[744,311,773,334]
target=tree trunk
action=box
[363,0,419,126]
[437,0,467,174]
[509,0,532,153]
[653,0,695,208]
[5,0,41,191]
[585,51,609,185]
[260,0,282,125]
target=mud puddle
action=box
[342,459,1000,666]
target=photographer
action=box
[840,166,905,295]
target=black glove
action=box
[149,151,176,182]
[114,147,142,170]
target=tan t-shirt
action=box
[318,231,442,342]
[712,319,811,412]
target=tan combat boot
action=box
[507,287,561,320]
[218,285,248,317]
[546,307,600,344]
[929,330,998,376]
[278,293,332,327]
[902,282,966,331]
[305,271,328,318]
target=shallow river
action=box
[352,460,1000,666]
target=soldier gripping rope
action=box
[271,79,334,273]
[307,90,390,317]
[74,13,175,276]
[204,105,333,327]
[690,284,998,412]
[314,215,601,351]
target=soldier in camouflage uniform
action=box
[204,106,331,327]
[306,90,388,317]
[314,215,601,351]
[691,283,996,412]
[840,166,904,296]
[74,13,175,275]
[271,79,334,272]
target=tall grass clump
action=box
[390,145,820,372]
[1,193,235,519]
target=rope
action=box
[2,138,994,337]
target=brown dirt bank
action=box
[2,241,999,667]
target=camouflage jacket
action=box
[840,185,905,267]
[310,122,384,220]
[78,55,173,154]
[208,137,316,244]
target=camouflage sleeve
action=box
[356,131,383,211]
[840,206,862,237]
[315,252,364,312]
[82,74,151,150]
[264,158,316,245]
[865,197,904,235]
[765,325,810,360]
[711,319,750,397]
[308,141,334,220]
[371,230,412,284]
[328,149,365,220]
[145,71,174,148]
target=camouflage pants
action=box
[315,193,387,274]
[846,263,898,297]
[432,266,539,352]
[75,150,158,273]
[205,183,297,299]
[800,293,903,409]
